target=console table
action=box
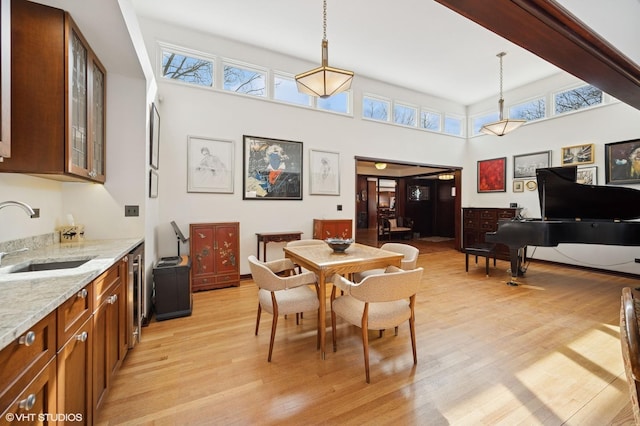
[256,231,303,261]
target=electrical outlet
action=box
[125,205,139,217]
[337,204,342,211]
[31,208,40,218]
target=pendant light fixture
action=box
[480,52,526,137]
[295,0,354,98]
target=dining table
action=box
[283,242,403,359]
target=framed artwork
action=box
[243,135,303,200]
[477,157,506,193]
[605,139,640,184]
[513,180,524,192]
[187,136,234,193]
[149,169,158,198]
[513,151,551,179]
[577,165,597,185]
[526,180,537,191]
[561,143,594,166]
[149,103,160,169]
[309,149,340,195]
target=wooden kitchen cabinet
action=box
[0,311,57,423]
[3,0,106,182]
[313,219,353,240]
[57,283,93,425]
[190,222,240,291]
[57,317,92,426]
[92,259,126,412]
[0,0,10,159]
[462,207,521,260]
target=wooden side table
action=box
[256,231,303,261]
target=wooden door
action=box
[214,223,238,276]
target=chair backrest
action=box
[380,243,419,270]
[349,267,423,303]
[620,287,640,424]
[248,255,284,292]
[286,239,326,247]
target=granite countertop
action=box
[0,237,144,352]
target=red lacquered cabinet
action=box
[189,222,240,291]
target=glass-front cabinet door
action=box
[67,23,105,183]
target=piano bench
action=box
[464,244,497,277]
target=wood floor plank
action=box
[96,243,638,425]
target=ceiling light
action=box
[374,162,387,170]
[295,0,354,98]
[438,173,454,180]
[480,52,526,137]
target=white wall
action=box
[138,18,467,273]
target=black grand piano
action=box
[485,166,640,285]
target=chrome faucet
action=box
[0,200,35,217]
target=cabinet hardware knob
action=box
[76,331,88,342]
[88,170,97,178]
[18,331,36,346]
[108,294,118,304]
[77,288,88,299]
[19,394,36,410]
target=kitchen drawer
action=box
[0,311,55,411]
[94,262,122,309]
[0,358,57,423]
[57,283,93,350]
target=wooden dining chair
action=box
[248,255,320,362]
[620,287,640,424]
[330,266,424,383]
[353,242,419,282]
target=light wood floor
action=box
[97,244,638,425]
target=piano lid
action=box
[536,166,640,221]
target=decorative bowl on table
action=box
[325,238,354,253]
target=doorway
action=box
[355,158,461,249]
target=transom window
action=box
[274,74,311,106]
[363,96,390,121]
[161,48,213,87]
[510,97,546,121]
[420,110,441,131]
[444,115,463,136]
[554,84,603,114]
[394,103,417,126]
[223,62,266,97]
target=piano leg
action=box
[507,247,525,286]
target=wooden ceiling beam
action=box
[435,0,640,110]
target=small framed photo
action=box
[605,139,640,184]
[309,149,340,195]
[561,143,594,166]
[149,169,158,198]
[477,157,506,193]
[187,136,234,193]
[513,180,524,192]
[513,151,551,179]
[149,103,160,170]
[577,166,597,185]
[243,135,303,200]
[525,180,537,191]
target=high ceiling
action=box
[130,0,640,106]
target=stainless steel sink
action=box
[10,259,91,273]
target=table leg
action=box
[257,238,260,261]
[263,241,267,261]
[318,270,327,359]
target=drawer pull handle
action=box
[77,288,88,299]
[76,331,88,342]
[108,294,118,304]
[18,331,36,346]
[19,394,36,411]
